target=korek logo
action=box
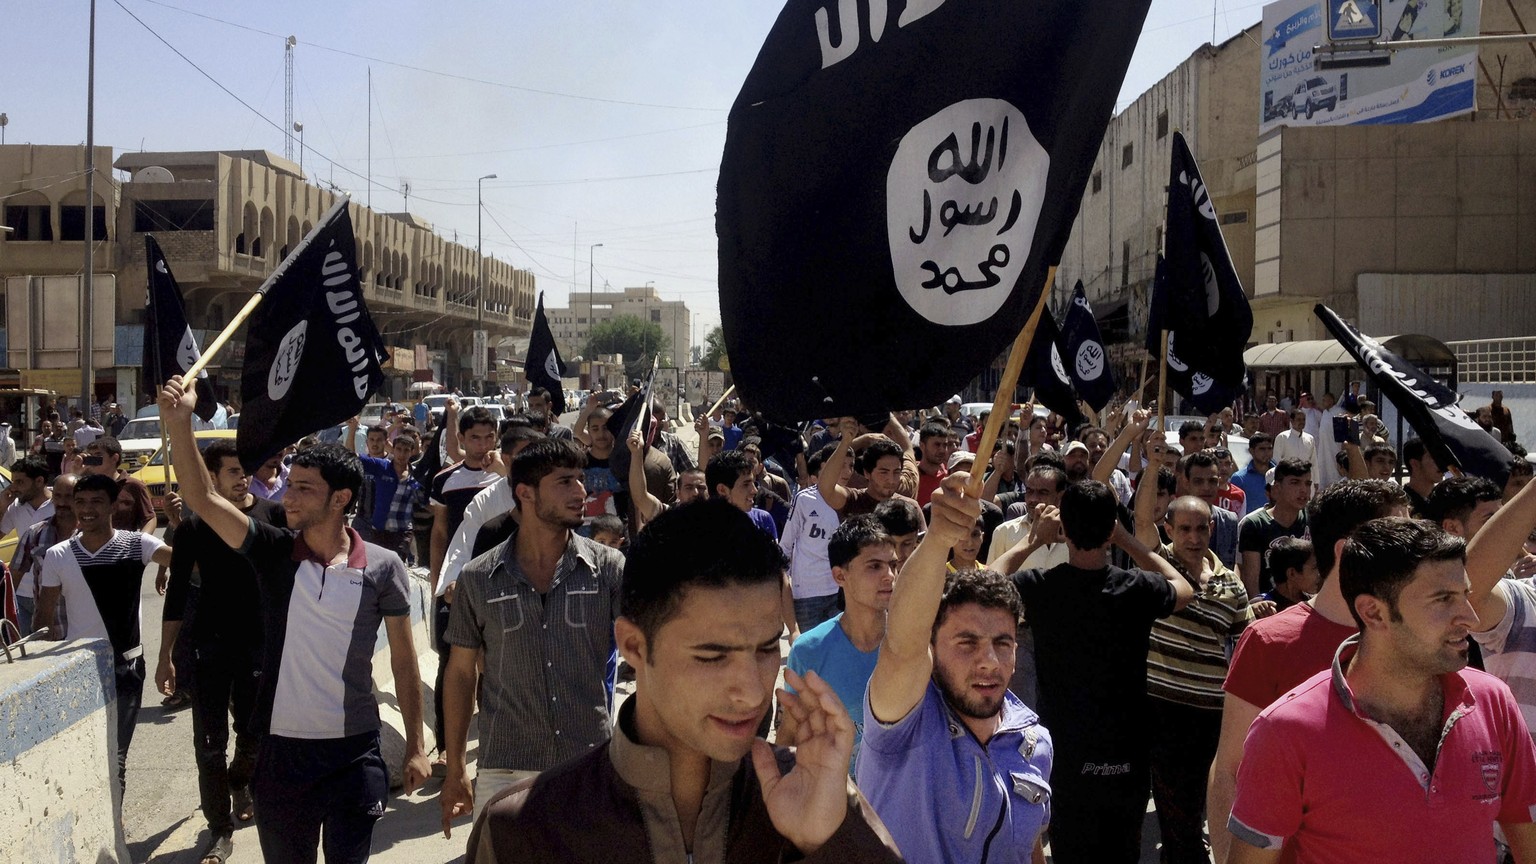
[887,98,1050,326]
[268,321,307,401]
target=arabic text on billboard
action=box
[1260,0,1480,134]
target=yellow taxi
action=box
[130,430,238,516]
[0,464,15,565]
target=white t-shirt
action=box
[0,497,54,537]
[985,514,1070,571]
[39,530,163,655]
[781,487,841,599]
[436,477,515,597]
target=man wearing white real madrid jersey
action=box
[160,375,429,864]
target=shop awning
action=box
[1244,334,1457,371]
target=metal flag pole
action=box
[180,196,351,382]
[965,267,1057,499]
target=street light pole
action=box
[477,173,496,396]
[82,0,97,412]
[588,241,603,367]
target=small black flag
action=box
[1163,131,1252,388]
[718,0,1155,420]
[606,361,658,496]
[1315,303,1512,484]
[1147,255,1243,416]
[525,293,568,417]
[1059,281,1117,412]
[1023,309,1084,428]
[237,204,386,472]
[143,236,217,422]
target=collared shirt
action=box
[1230,635,1536,862]
[0,497,53,537]
[445,529,624,772]
[857,681,1052,864]
[13,517,68,599]
[359,455,427,533]
[985,513,1070,571]
[1148,544,1252,709]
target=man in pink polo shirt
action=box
[1228,518,1536,863]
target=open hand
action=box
[754,668,853,856]
[440,767,473,838]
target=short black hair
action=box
[1266,536,1313,585]
[827,514,892,569]
[10,455,48,481]
[855,438,905,475]
[1026,464,1068,492]
[458,406,496,435]
[1402,437,1429,464]
[500,426,545,455]
[935,568,1023,636]
[590,514,626,540]
[1273,458,1311,483]
[1363,444,1397,465]
[1422,476,1502,527]
[290,444,365,514]
[806,443,838,478]
[1247,432,1274,450]
[874,497,924,537]
[1154,467,1177,496]
[1178,420,1205,440]
[528,386,552,402]
[74,472,119,500]
[621,499,788,651]
[510,438,587,494]
[1060,480,1119,550]
[1308,479,1410,580]
[521,409,550,430]
[201,439,241,474]
[1289,408,1307,421]
[1511,457,1534,479]
[1024,451,1065,473]
[87,436,122,458]
[706,450,753,497]
[919,422,950,442]
[1340,517,1465,630]
[1180,450,1218,479]
[1078,426,1108,444]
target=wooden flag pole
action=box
[965,266,1057,499]
[180,196,352,383]
[1156,330,1170,437]
[706,384,737,419]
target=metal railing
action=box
[1450,337,1536,384]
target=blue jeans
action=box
[15,595,34,638]
[792,593,841,633]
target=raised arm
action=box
[1466,470,1536,627]
[159,377,251,550]
[1096,408,1150,486]
[815,417,858,511]
[627,428,664,524]
[868,473,980,726]
[572,393,600,447]
[1113,520,1194,611]
[1133,444,1163,550]
[442,400,465,462]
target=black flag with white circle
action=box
[718,0,1154,421]
[1059,281,1116,412]
[143,235,217,422]
[525,293,569,417]
[1023,308,1084,428]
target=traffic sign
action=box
[1327,0,1381,41]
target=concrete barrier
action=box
[373,568,434,789]
[0,638,130,864]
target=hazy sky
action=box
[2,0,1267,353]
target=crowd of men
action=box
[10,376,1536,864]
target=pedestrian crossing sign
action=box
[1328,0,1381,40]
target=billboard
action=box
[1260,0,1480,134]
[654,367,680,415]
[684,369,708,406]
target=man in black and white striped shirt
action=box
[440,437,625,835]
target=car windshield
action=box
[122,419,162,439]
[147,437,221,467]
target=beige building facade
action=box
[0,144,534,406]
[547,284,692,368]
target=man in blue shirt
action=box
[1233,432,1275,511]
[856,473,1053,862]
[782,515,897,772]
[708,450,779,540]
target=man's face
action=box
[1266,396,1278,411]
[834,542,898,613]
[592,530,625,550]
[1290,412,1306,432]
[366,430,388,457]
[83,443,119,476]
[1249,441,1274,466]
[528,394,550,414]
[213,456,249,503]
[743,447,764,478]
[1063,449,1089,480]
[722,471,755,512]
[621,582,783,764]
[952,522,984,563]
[891,532,919,568]
[11,473,38,501]
[1024,473,1061,509]
[527,468,586,530]
[1274,474,1312,510]
[1083,433,1109,466]
[932,602,1016,722]
[867,455,903,499]
[1179,433,1203,454]
[1215,450,1237,479]
[1368,453,1396,479]
[392,437,419,469]
[1374,559,1478,676]
[258,456,283,480]
[587,416,616,455]
[283,464,346,531]
[1320,394,1336,410]
[1289,556,1322,595]
[1168,507,1212,563]
[1413,451,1443,478]
[1506,472,1533,502]
[920,435,950,469]
[72,489,113,534]
[1493,390,1504,403]
[51,478,75,516]
[462,422,498,463]
[1185,464,1221,503]
[1447,499,1501,542]
[677,470,708,504]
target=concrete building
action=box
[547,284,692,367]
[0,144,534,407]
[1055,1,1536,401]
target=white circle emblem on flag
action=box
[543,349,562,382]
[267,321,308,401]
[886,98,1049,327]
[1166,333,1190,373]
[1049,343,1069,384]
[1191,372,1214,395]
[1075,342,1105,382]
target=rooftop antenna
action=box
[401,180,411,213]
[284,36,296,160]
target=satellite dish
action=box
[134,166,175,183]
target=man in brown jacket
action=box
[467,499,903,863]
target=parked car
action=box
[130,430,238,516]
[116,416,166,470]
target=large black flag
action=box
[1023,309,1084,428]
[143,236,217,422]
[237,203,386,472]
[1059,281,1116,412]
[1162,131,1252,388]
[718,0,1155,421]
[1147,255,1243,415]
[1315,304,1513,484]
[525,293,568,416]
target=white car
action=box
[116,416,166,469]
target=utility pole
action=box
[82,0,97,410]
[476,173,496,395]
[284,37,295,160]
[588,243,603,361]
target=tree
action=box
[701,325,728,372]
[584,315,669,381]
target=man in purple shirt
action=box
[856,473,1053,862]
